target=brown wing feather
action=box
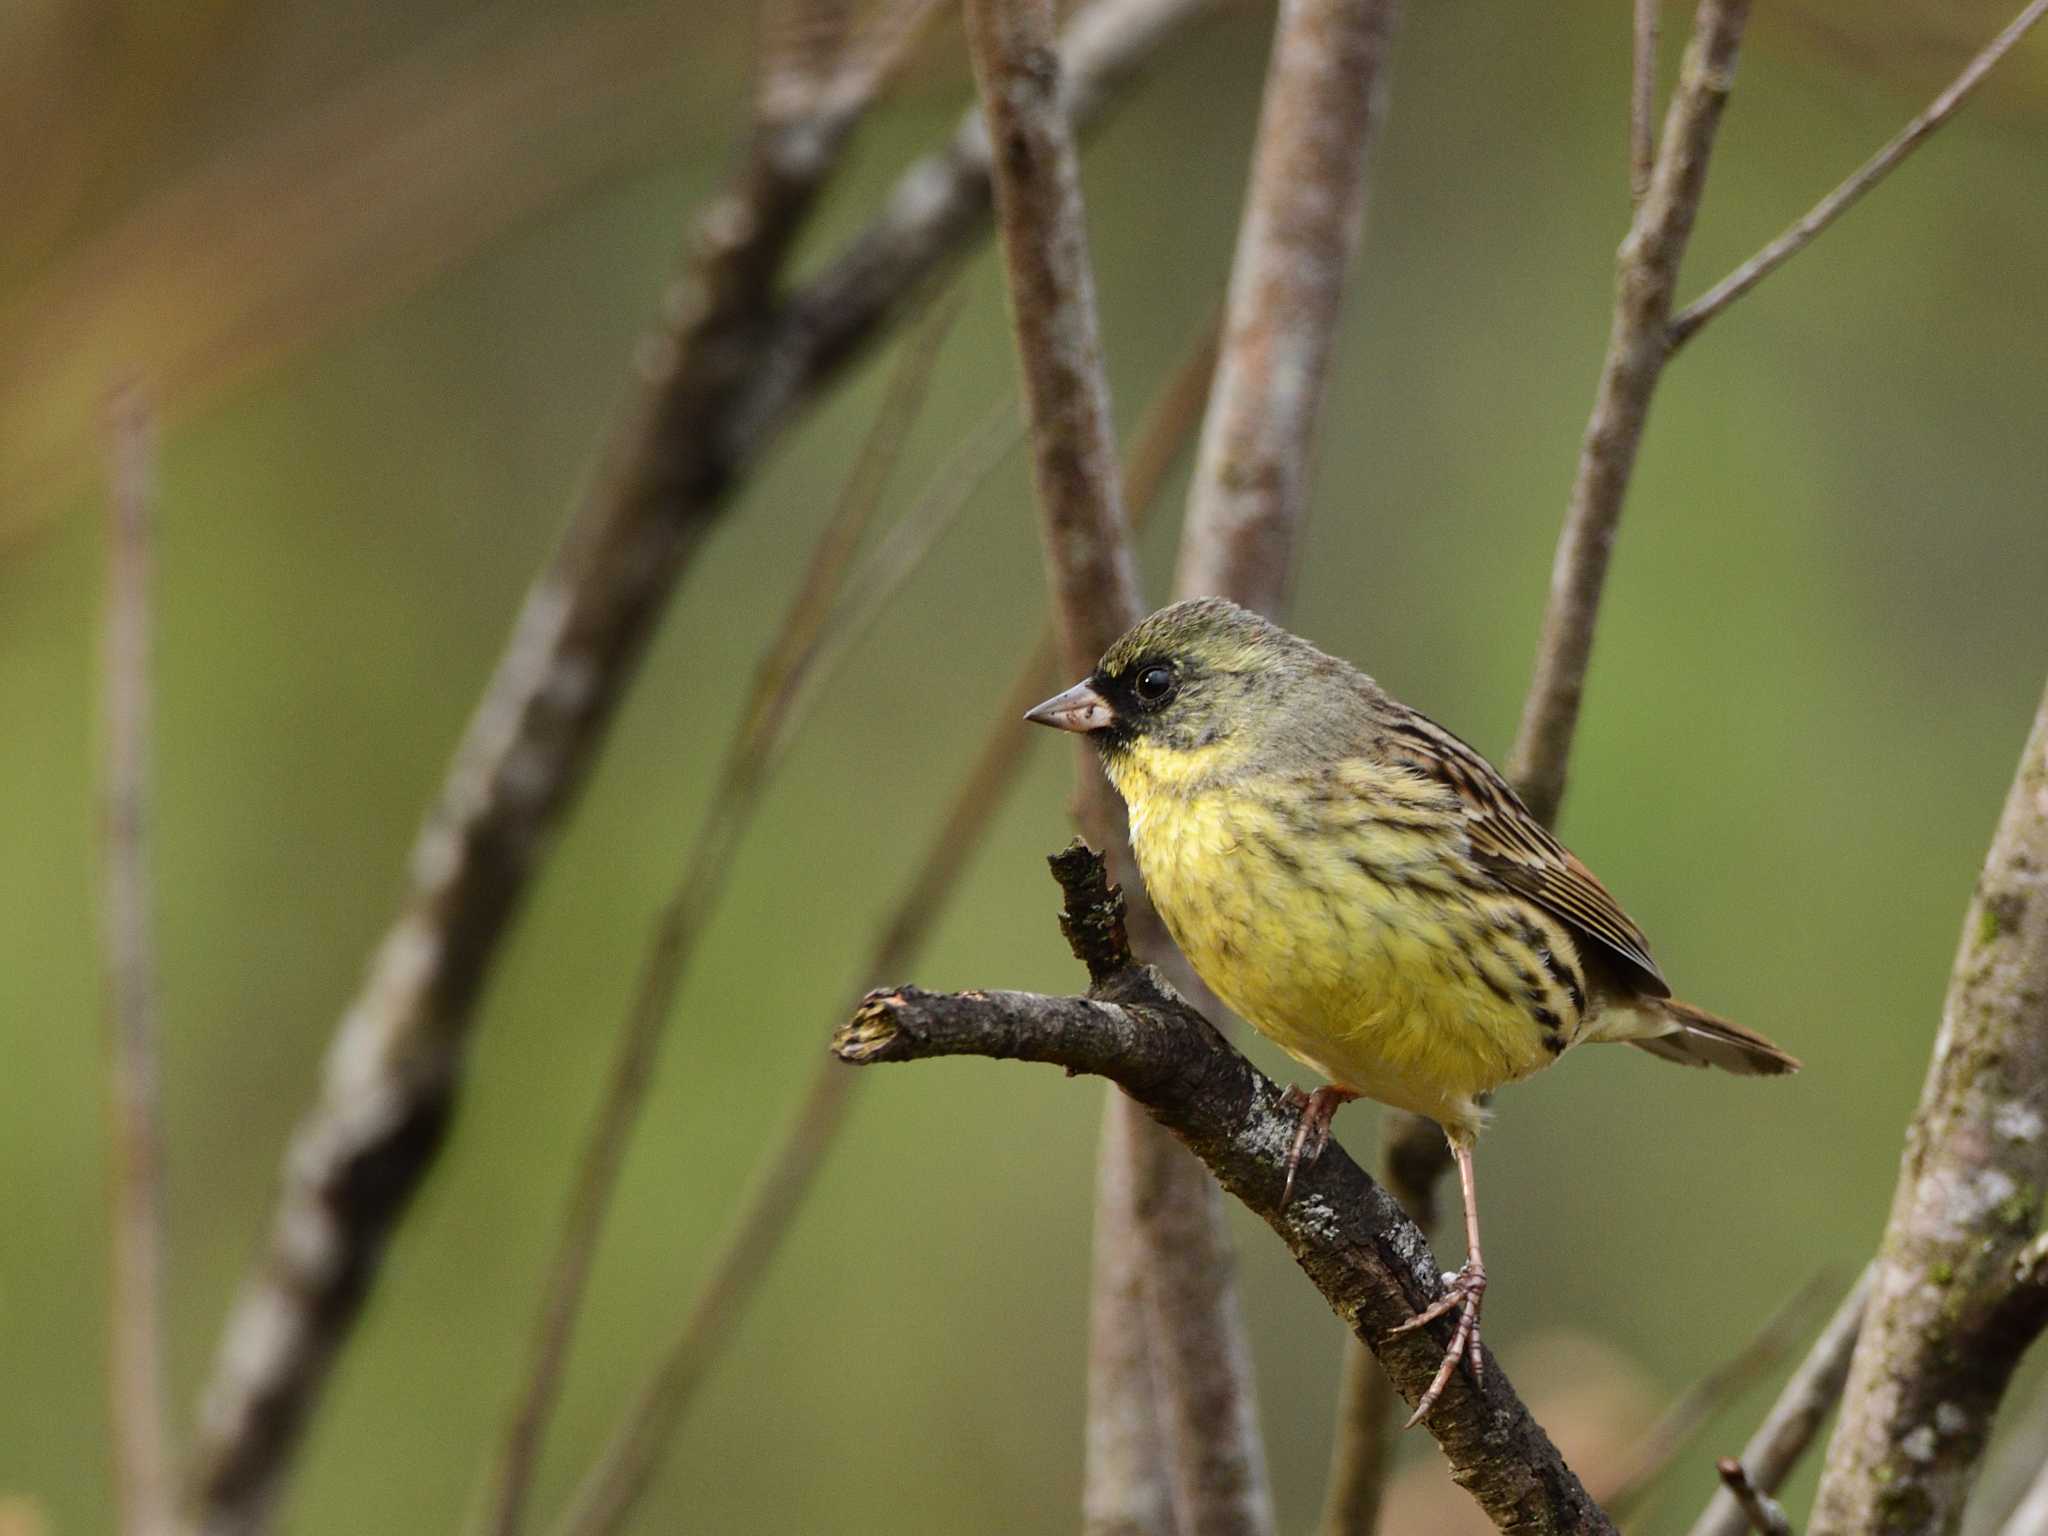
[1384,709,1671,996]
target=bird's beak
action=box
[1024,680,1115,734]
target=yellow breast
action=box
[1107,746,1580,1137]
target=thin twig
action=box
[1631,0,1659,205]
[1811,677,2048,1535]
[1715,1460,1792,1536]
[103,381,171,1536]
[1600,1270,1833,1517]
[1669,0,2048,347]
[1686,1269,1871,1536]
[1318,1112,1444,1536]
[473,290,962,1536]
[1505,0,1752,825]
[179,3,1217,1528]
[834,846,1620,1536]
[546,315,1221,1536]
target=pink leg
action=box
[1279,1084,1361,1208]
[1390,1136,1486,1427]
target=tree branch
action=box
[103,380,171,1536]
[1171,0,1401,617]
[1505,0,1751,825]
[1669,0,2048,347]
[835,846,1618,1536]
[180,2,1218,1528]
[1686,1268,1870,1536]
[1812,678,2048,1536]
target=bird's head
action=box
[1025,596,1347,791]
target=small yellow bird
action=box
[1026,597,1798,1422]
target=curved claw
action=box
[1278,1084,1359,1208]
[1393,1259,1487,1427]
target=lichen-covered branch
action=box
[179,3,1217,1529]
[1505,0,1751,825]
[1811,680,2048,1536]
[834,846,1617,1536]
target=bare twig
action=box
[103,382,170,1536]
[180,3,1217,1528]
[1687,1269,1870,1536]
[1600,1270,1833,1517]
[1171,0,1400,616]
[1505,0,1751,825]
[475,289,962,1536]
[547,316,1221,1536]
[1318,1112,1444,1536]
[1631,0,1659,205]
[1715,1460,1792,1536]
[1811,679,2048,1536]
[1669,0,2048,347]
[835,846,1620,1536]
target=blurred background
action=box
[6,0,2048,1531]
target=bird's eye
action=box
[1134,664,1174,703]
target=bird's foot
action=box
[1392,1256,1486,1427]
[1278,1084,1360,1208]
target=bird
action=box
[1024,596,1799,1424]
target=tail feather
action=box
[1623,998,1801,1076]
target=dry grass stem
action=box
[546,313,1220,1536]
[473,291,962,1536]
[103,380,171,1536]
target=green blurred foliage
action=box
[5,1,2048,1532]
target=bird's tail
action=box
[1622,997,1802,1076]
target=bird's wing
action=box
[1384,709,1671,996]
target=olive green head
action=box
[1024,597,1380,774]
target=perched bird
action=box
[1025,597,1799,1423]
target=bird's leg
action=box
[1278,1084,1361,1208]
[1390,1136,1486,1427]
